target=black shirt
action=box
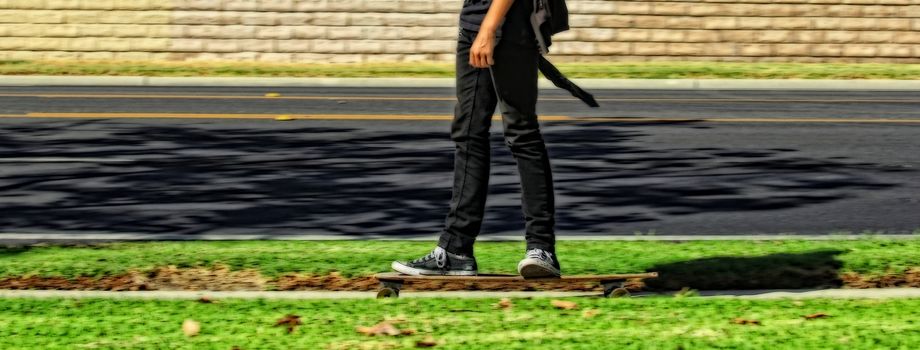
[459,0,534,43]
[459,0,490,32]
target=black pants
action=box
[437,25,556,257]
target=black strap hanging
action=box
[537,56,599,108]
[530,0,598,108]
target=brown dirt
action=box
[839,268,920,288]
[0,264,266,291]
[0,266,917,291]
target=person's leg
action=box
[390,28,494,276]
[491,34,557,256]
[437,27,499,257]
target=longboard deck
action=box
[375,272,658,283]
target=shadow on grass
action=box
[0,246,32,257]
[643,249,845,290]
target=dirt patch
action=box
[840,268,920,288]
[274,272,378,291]
[0,266,917,291]
[0,267,643,292]
[139,265,267,291]
[0,264,266,291]
[0,275,140,291]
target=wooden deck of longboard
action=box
[375,272,658,283]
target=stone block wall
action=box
[0,0,918,63]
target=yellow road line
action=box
[587,117,920,123]
[592,98,920,104]
[0,93,917,104]
[13,112,920,124]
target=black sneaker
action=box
[517,248,561,278]
[391,246,478,276]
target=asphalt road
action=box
[0,85,918,239]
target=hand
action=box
[469,29,496,68]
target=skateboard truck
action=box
[600,280,631,298]
[377,279,403,298]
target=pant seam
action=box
[444,62,482,240]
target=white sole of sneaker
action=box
[517,258,561,278]
[390,261,478,276]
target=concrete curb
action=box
[2,75,920,90]
[1,233,918,244]
[1,288,919,300]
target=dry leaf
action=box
[274,314,302,334]
[582,309,600,318]
[551,300,578,310]
[182,319,200,337]
[674,287,699,298]
[356,321,402,336]
[731,318,761,325]
[416,336,438,347]
[494,298,512,310]
[804,313,831,319]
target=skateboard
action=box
[373,272,659,298]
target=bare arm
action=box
[470,0,515,68]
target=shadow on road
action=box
[0,118,910,237]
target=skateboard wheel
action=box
[376,287,399,299]
[605,287,630,298]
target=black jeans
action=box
[437,25,556,257]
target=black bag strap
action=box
[537,56,599,108]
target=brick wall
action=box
[0,0,918,63]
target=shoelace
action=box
[412,247,447,268]
[526,248,553,264]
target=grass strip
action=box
[1,296,918,349]
[3,59,920,79]
[2,238,918,280]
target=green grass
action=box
[1,297,918,349]
[2,238,919,279]
[3,59,920,79]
